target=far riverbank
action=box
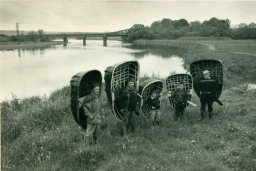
[0,41,64,50]
[133,39,256,82]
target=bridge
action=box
[44,24,144,46]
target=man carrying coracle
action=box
[197,70,218,121]
[171,82,190,121]
[83,83,105,145]
[116,77,138,136]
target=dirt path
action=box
[200,43,216,50]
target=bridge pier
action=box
[83,35,86,46]
[103,35,107,46]
[63,35,68,43]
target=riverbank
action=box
[0,41,64,50]
[2,79,256,171]
[133,39,256,81]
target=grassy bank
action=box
[1,39,256,171]
[2,81,256,171]
[0,41,64,50]
[133,39,256,81]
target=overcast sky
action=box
[0,1,256,32]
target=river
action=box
[0,39,187,101]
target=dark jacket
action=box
[197,78,217,100]
[171,89,189,104]
[83,92,103,124]
[146,97,160,110]
[116,86,137,111]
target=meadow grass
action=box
[134,39,256,80]
[1,39,256,171]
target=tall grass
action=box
[2,39,256,170]
[1,76,256,171]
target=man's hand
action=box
[151,106,155,109]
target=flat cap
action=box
[203,70,210,74]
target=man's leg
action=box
[199,100,206,121]
[93,124,100,144]
[85,124,96,145]
[174,104,181,121]
[128,111,135,133]
[180,105,185,122]
[120,110,129,136]
[155,110,160,125]
[150,110,157,126]
[176,104,183,121]
[207,100,213,119]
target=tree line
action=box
[126,17,256,42]
[11,29,48,42]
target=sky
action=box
[0,1,256,33]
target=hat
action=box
[203,70,210,74]
[127,76,135,83]
[92,83,100,89]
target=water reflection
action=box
[18,49,21,57]
[127,44,187,59]
[0,39,186,100]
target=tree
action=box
[27,31,38,42]
[189,20,201,32]
[173,19,189,29]
[38,29,47,42]
[161,18,172,28]
[249,22,256,28]
[179,27,189,36]
[19,31,26,42]
[150,21,162,34]
[238,23,248,28]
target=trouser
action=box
[150,110,160,124]
[200,99,213,112]
[85,124,100,143]
[175,103,186,120]
[120,110,135,135]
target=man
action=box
[116,77,138,136]
[171,82,190,121]
[146,90,161,126]
[197,70,217,121]
[83,83,104,144]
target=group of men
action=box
[81,70,218,144]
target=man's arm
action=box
[83,105,93,118]
[210,79,218,94]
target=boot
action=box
[93,134,98,145]
[130,122,135,133]
[174,111,179,122]
[118,122,125,136]
[180,111,184,122]
[209,112,213,119]
[174,115,178,122]
[126,123,131,133]
[156,121,160,125]
[198,111,205,121]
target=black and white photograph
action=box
[1,1,256,170]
